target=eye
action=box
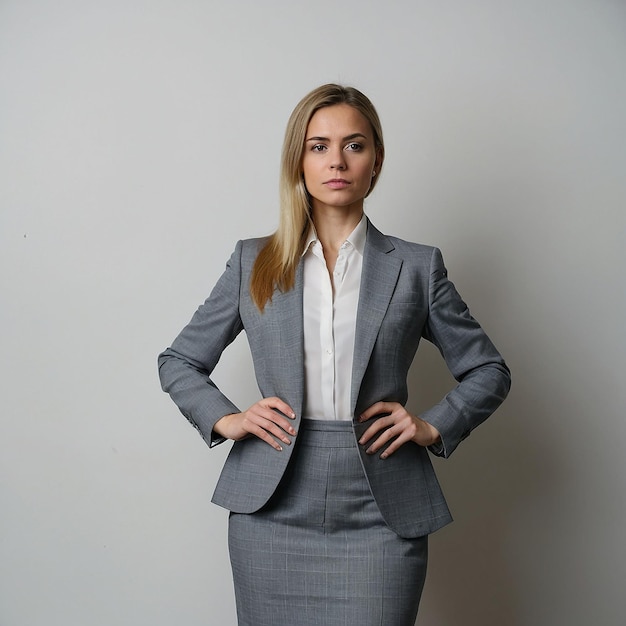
[311,144,327,152]
[345,142,363,151]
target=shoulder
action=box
[240,235,271,248]
[367,219,441,266]
[227,236,271,266]
[386,234,436,256]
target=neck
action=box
[311,206,363,255]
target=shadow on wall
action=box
[407,329,558,625]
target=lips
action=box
[324,179,350,189]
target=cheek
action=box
[354,154,375,174]
[301,165,320,195]
[301,169,314,190]
[301,159,317,181]
[355,163,375,186]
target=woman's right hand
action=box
[212,397,297,451]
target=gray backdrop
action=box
[1,1,625,624]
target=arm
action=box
[359,246,510,458]
[420,247,511,457]
[158,242,246,447]
[158,241,298,450]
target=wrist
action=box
[213,413,236,438]
[424,420,441,447]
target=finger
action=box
[244,417,294,450]
[247,422,287,451]
[374,415,424,457]
[244,410,296,443]
[257,398,297,435]
[358,401,389,422]
[253,405,297,436]
[259,415,297,443]
[379,428,416,458]
[358,417,392,445]
[261,397,296,419]
[364,422,401,453]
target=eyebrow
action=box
[305,133,368,143]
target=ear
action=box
[374,146,384,173]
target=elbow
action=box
[499,360,512,398]
[157,348,176,392]
[487,360,512,408]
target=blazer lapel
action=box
[266,259,305,417]
[264,221,400,420]
[351,221,403,414]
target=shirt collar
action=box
[303,224,317,255]
[347,214,367,255]
[303,214,368,256]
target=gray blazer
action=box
[158,219,511,538]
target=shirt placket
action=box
[312,245,336,419]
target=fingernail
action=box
[380,452,388,459]
[277,446,283,451]
[290,412,296,419]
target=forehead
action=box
[306,104,372,137]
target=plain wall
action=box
[1,1,625,624]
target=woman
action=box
[158,84,511,625]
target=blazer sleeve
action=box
[420,247,511,457]
[157,241,245,447]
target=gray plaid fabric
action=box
[228,420,428,626]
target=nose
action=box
[329,147,346,170]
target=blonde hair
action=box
[250,84,384,310]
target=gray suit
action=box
[158,219,511,538]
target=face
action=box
[301,104,382,216]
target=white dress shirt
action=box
[302,216,366,420]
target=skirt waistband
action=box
[298,418,356,447]
[300,418,354,431]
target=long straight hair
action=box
[250,84,385,311]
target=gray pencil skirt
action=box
[228,419,428,626]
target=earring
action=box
[372,171,376,177]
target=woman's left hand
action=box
[358,401,441,459]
